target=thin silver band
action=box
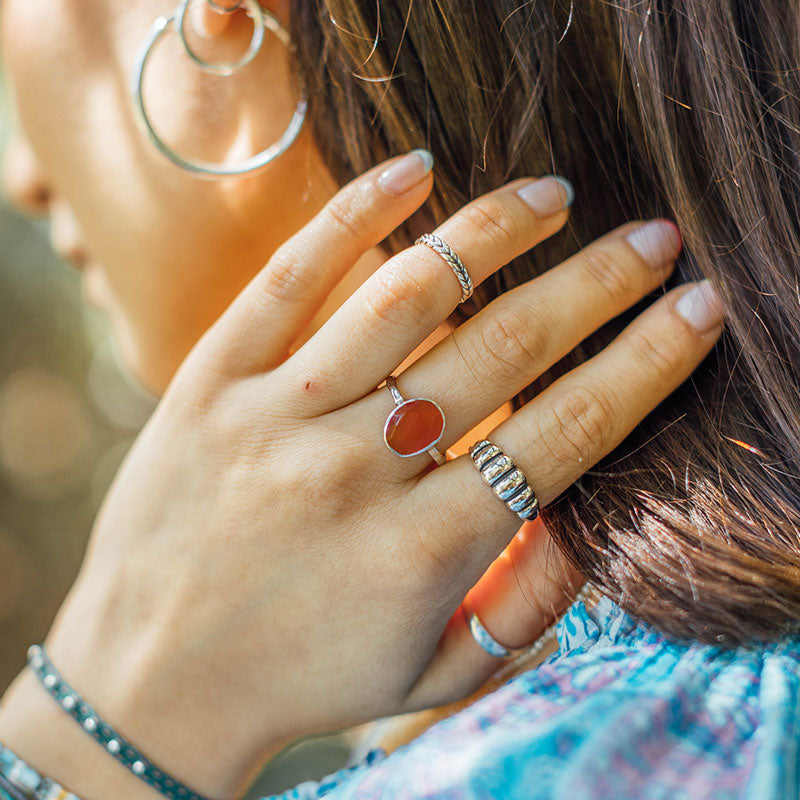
[177,0,265,74]
[464,582,598,659]
[131,0,307,179]
[469,439,540,521]
[415,233,474,303]
[385,376,446,465]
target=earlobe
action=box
[194,0,289,39]
[193,1,238,38]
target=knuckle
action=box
[629,327,684,381]
[400,506,472,589]
[577,245,635,301]
[476,303,547,382]
[540,384,615,465]
[460,197,520,250]
[322,192,368,247]
[396,477,479,591]
[282,446,372,528]
[365,262,429,328]
[259,243,318,307]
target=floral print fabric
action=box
[268,593,800,799]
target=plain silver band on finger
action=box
[464,604,515,658]
[469,439,540,521]
[463,582,598,660]
[415,233,474,303]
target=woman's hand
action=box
[0,152,722,799]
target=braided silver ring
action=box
[469,439,540,521]
[415,233,474,303]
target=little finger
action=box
[402,519,584,710]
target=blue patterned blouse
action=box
[269,591,800,799]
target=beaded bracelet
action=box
[27,646,213,800]
[0,742,83,800]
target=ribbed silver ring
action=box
[468,439,540,521]
[415,233,474,303]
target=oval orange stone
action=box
[384,398,445,457]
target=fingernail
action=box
[675,280,724,333]
[625,220,682,268]
[516,175,574,217]
[377,149,434,196]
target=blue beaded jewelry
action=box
[27,645,213,800]
[0,742,83,799]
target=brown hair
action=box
[291,0,800,646]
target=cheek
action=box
[1,0,338,392]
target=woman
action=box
[0,0,796,797]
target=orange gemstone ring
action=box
[383,376,447,465]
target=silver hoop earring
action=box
[131,0,307,180]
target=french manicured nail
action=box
[516,175,574,217]
[378,149,434,196]
[626,220,682,268]
[675,280,724,333]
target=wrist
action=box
[0,668,164,800]
[36,577,293,800]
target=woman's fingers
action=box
[384,219,681,475]
[412,280,723,588]
[400,280,723,710]
[288,176,573,413]
[204,151,434,373]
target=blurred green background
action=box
[0,74,355,797]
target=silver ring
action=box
[464,604,515,658]
[415,233,474,303]
[469,439,540,521]
[131,1,307,179]
[383,376,446,466]
[177,0,265,74]
[463,582,598,659]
